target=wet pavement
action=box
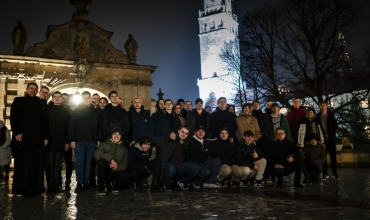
[0,168,369,220]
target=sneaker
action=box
[97,187,105,196]
[177,181,189,191]
[163,184,172,192]
[112,183,119,193]
[192,182,201,189]
[202,183,220,189]
[254,180,264,188]
[333,174,340,180]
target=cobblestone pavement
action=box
[0,168,369,220]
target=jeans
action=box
[74,142,96,184]
[194,158,221,186]
[274,160,302,183]
[96,159,130,188]
[162,162,200,186]
[323,139,337,175]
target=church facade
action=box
[197,0,239,107]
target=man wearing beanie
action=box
[297,107,325,147]
[94,127,130,195]
[186,98,211,138]
[302,134,326,183]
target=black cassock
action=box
[10,94,49,196]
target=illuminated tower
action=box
[197,0,239,106]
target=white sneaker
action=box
[202,183,220,188]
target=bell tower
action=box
[197,0,239,106]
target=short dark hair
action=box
[164,99,173,104]
[265,99,272,104]
[92,93,100,97]
[292,97,301,101]
[81,91,91,96]
[99,97,108,103]
[137,134,154,146]
[243,130,254,137]
[27,82,38,89]
[108,90,118,98]
[185,100,192,104]
[271,103,280,108]
[41,86,49,91]
[52,91,62,97]
[217,97,226,103]
[275,127,285,133]
[205,106,211,109]
[61,93,69,97]
[252,100,260,104]
[178,126,189,131]
[319,101,327,105]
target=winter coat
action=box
[235,113,260,142]
[317,111,338,140]
[188,136,211,164]
[271,139,302,168]
[252,109,273,141]
[287,107,306,143]
[298,113,324,145]
[303,143,326,165]
[152,110,176,141]
[0,121,11,166]
[128,142,156,173]
[210,109,238,138]
[68,104,103,143]
[102,103,131,142]
[209,138,235,166]
[159,138,189,180]
[186,109,211,138]
[94,138,128,172]
[128,105,152,142]
[235,142,264,169]
[270,114,291,141]
[46,102,69,151]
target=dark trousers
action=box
[2,165,10,173]
[90,155,97,185]
[96,159,130,188]
[162,162,200,185]
[194,158,221,186]
[129,158,162,183]
[63,148,73,183]
[274,160,302,183]
[257,137,272,180]
[323,139,337,175]
[45,151,62,187]
[303,159,324,175]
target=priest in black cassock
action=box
[10,82,49,197]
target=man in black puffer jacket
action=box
[209,97,237,139]
[127,97,152,144]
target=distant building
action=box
[197,0,239,104]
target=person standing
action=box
[11,82,49,197]
[186,98,211,138]
[287,97,306,144]
[45,91,70,193]
[0,120,11,181]
[61,93,73,189]
[209,97,237,139]
[269,103,291,141]
[317,102,339,180]
[68,91,103,193]
[236,103,260,144]
[128,97,152,143]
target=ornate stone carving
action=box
[73,58,90,77]
[70,0,92,21]
[42,77,67,88]
[124,34,139,64]
[121,79,152,86]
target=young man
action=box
[302,134,326,183]
[317,102,339,180]
[128,97,152,143]
[0,120,11,181]
[186,98,211,138]
[176,98,185,110]
[205,106,212,114]
[264,99,273,115]
[287,97,306,144]
[68,91,103,192]
[61,93,72,189]
[174,103,186,131]
[270,103,291,141]
[94,127,130,195]
[38,85,49,101]
[181,100,193,120]
[98,97,108,110]
[102,91,131,144]
[298,107,325,147]
[92,93,100,108]
[11,82,49,197]
[160,126,200,191]
[271,127,304,187]
[209,97,237,139]
[152,99,176,142]
[233,130,266,188]
[189,125,221,189]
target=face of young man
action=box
[141,142,151,152]
[293,99,301,108]
[174,104,181,115]
[109,93,119,104]
[158,100,165,110]
[26,84,38,97]
[99,98,108,109]
[93,95,100,105]
[265,101,272,109]
[195,102,203,111]
[219,130,228,140]
[276,129,286,141]
[252,102,260,111]
[111,132,121,143]
[320,103,327,112]
[272,106,280,115]
[185,101,193,111]
[218,99,227,110]
[179,102,185,109]
[310,139,318,146]
[52,93,62,105]
[205,107,212,114]
[243,106,251,115]
[164,101,173,111]
[307,111,314,120]
[132,98,142,110]
[195,129,205,139]
[244,135,254,145]
[178,127,189,140]
[82,94,91,106]
[62,95,70,106]
[38,87,49,99]
[228,106,235,113]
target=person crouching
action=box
[94,127,130,195]
[302,134,326,183]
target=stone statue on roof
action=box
[11,20,27,55]
[70,0,91,20]
[124,34,139,64]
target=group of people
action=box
[6,82,339,198]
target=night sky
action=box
[0,0,369,103]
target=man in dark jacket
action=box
[128,97,152,144]
[45,91,70,193]
[271,127,304,187]
[209,97,237,138]
[186,98,211,138]
[302,134,326,183]
[317,102,339,180]
[69,91,103,193]
[11,82,49,197]
[287,97,306,144]
[189,126,221,189]
[233,130,266,188]
[61,93,73,189]
[94,127,130,195]
[102,90,131,145]
[297,107,325,147]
